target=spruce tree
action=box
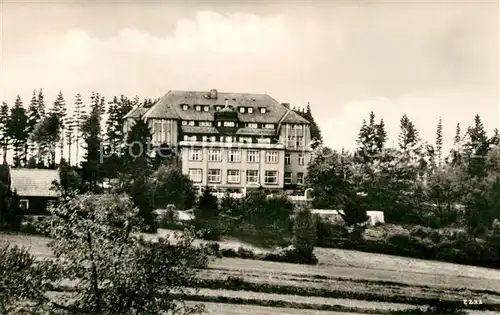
[435,117,443,167]
[304,102,323,148]
[465,114,489,178]
[73,93,86,166]
[7,96,29,167]
[357,111,381,162]
[449,122,463,166]
[27,90,42,163]
[37,89,46,117]
[51,91,67,164]
[0,102,10,164]
[491,128,500,146]
[375,118,388,152]
[105,95,133,155]
[398,114,420,156]
[81,92,104,192]
[64,114,75,165]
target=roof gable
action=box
[281,110,310,124]
[10,169,60,197]
[124,107,148,119]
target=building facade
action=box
[123,89,312,193]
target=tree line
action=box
[306,111,500,235]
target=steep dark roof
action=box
[181,126,219,134]
[143,93,181,119]
[10,169,59,197]
[124,106,148,119]
[143,90,288,123]
[281,109,310,124]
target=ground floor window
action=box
[208,169,221,183]
[264,170,278,185]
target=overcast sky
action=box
[1,0,498,152]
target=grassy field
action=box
[2,231,500,315]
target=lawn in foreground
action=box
[2,231,500,293]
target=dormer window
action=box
[204,106,209,112]
[199,121,212,127]
[182,104,189,111]
[239,107,245,113]
[260,108,266,114]
[195,105,201,111]
[248,107,254,114]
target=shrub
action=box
[292,206,317,263]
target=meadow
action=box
[2,230,500,315]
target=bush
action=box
[292,206,317,262]
[263,245,318,265]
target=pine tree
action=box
[398,114,420,156]
[435,117,443,167]
[65,114,75,165]
[448,122,463,166]
[81,92,104,192]
[51,91,67,164]
[37,89,46,117]
[73,93,86,166]
[27,90,42,163]
[7,96,29,167]
[491,128,500,147]
[105,95,133,155]
[465,114,489,178]
[375,118,388,152]
[304,102,323,149]
[453,123,461,148]
[357,111,381,162]
[0,102,10,164]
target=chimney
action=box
[281,102,290,109]
[209,89,218,99]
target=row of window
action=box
[284,172,304,185]
[180,120,275,129]
[183,135,271,144]
[285,153,305,165]
[181,104,268,114]
[189,149,279,163]
[189,169,278,185]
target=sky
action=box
[0,0,498,154]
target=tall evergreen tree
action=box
[81,92,104,192]
[105,95,133,155]
[304,102,323,148]
[7,96,29,167]
[65,114,75,165]
[435,117,443,167]
[0,102,10,164]
[73,93,86,166]
[464,114,490,178]
[375,118,388,152]
[31,111,61,168]
[51,91,67,164]
[398,114,420,156]
[357,111,382,162]
[37,89,46,117]
[448,122,463,166]
[491,128,500,147]
[27,90,42,163]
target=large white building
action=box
[124,89,312,193]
